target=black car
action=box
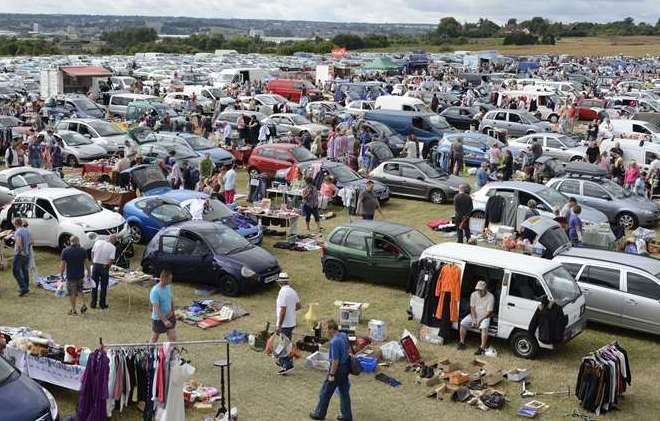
[141,220,280,296]
[369,158,466,204]
[439,106,480,130]
[0,355,59,420]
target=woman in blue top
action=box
[568,205,583,246]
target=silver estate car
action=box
[554,248,660,335]
[479,109,553,137]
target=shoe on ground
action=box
[457,342,466,350]
[474,347,485,355]
[18,290,28,297]
[309,413,325,420]
[80,305,87,314]
[278,367,294,375]
[100,305,109,310]
[68,310,78,316]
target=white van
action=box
[502,89,562,122]
[410,243,586,358]
[107,93,160,117]
[599,119,660,143]
[182,85,224,102]
[374,95,431,113]
[212,68,269,88]
[600,137,660,172]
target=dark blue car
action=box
[141,220,280,296]
[123,196,192,243]
[0,355,59,421]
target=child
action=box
[634,172,646,197]
[475,162,489,189]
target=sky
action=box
[1,0,658,25]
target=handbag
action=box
[349,355,362,376]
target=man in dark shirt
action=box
[530,139,543,161]
[357,180,383,220]
[454,184,473,243]
[60,236,90,315]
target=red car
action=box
[247,143,318,176]
[266,79,322,102]
[576,98,606,121]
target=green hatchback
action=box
[321,221,435,286]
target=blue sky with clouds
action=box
[2,0,657,24]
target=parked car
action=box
[247,143,318,177]
[298,161,390,201]
[163,91,213,113]
[322,220,434,285]
[363,110,455,149]
[134,130,234,167]
[43,94,105,119]
[576,98,607,121]
[141,220,280,296]
[266,78,322,102]
[305,101,346,124]
[238,94,300,116]
[547,175,659,228]
[439,106,480,130]
[137,141,202,168]
[180,198,263,245]
[345,100,375,117]
[122,196,192,243]
[0,167,70,205]
[369,158,464,204]
[438,133,506,167]
[120,164,208,202]
[0,188,128,249]
[600,138,660,173]
[354,119,405,156]
[40,130,108,167]
[263,113,329,139]
[554,248,660,335]
[0,355,59,421]
[599,119,660,142]
[508,133,586,162]
[107,93,159,117]
[479,109,553,137]
[471,181,610,226]
[55,118,128,154]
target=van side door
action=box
[499,272,548,338]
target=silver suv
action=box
[479,109,552,137]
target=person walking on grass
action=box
[12,218,32,297]
[150,269,177,343]
[90,235,116,310]
[356,180,383,220]
[223,163,237,204]
[60,236,90,316]
[302,176,322,233]
[310,319,353,421]
[275,272,300,375]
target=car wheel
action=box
[570,156,583,162]
[128,223,143,243]
[58,234,72,251]
[510,331,539,359]
[66,155,79,167]
[548,114,559,124]
[323,259,346,281]
[219,275,241,297]
[526,130,536,135]
[482,127,491,134]
[142,258,157,275]
[429,189,446,204]
[616,212,638,230]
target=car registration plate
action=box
[264,274,278,284]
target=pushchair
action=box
[114,235,135,269]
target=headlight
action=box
[87,232,97,240]
[41,386,58,420]
[75,222,90,230]
[240,266,256,278]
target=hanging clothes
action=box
[420,263,442,328]
[156,357,196,421]
[528,301,568,345]
[435,264,462,322]
[77,349,110,421]
[484,195,505,227]
[410,258,435,295]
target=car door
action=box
[575,265,623,325]
[399,164,427,197]
[580,182,615,222]
[255,148,281,175]
[163,232,214,283]
[622,271,660,334]
[544,136,564,160]
[379,162,404,194]
[368,234,410,284]
[556,179,582,201]
[500,272,548,336]
[507,112,525,136]
[28,198,59,247]
[341,229,372,279]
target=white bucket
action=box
[368,320,387,342]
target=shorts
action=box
[66,278,83,295]
[152,316,177,334]
[460,314,490,330]
[302,204,320,223]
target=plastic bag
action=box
[380,341,405,361]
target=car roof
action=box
[482,181,545,192]
[256,143,300,150]
[15,187,82,200]
[339,220,414,236]
[423,243,560,274]
[559,248,660,276]
[384,158,426,164]
[0,167,52,177]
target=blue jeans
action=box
[313,367,352,421]
[91,263,109,308]
[278,327,294,370]
[13,254,30,293]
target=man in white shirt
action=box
[275,272,301,375]
[404,134,419,159]
[90,235,117,309]
[458,280,494,355]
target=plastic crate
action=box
[357,356,377,373]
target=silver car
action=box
[263,113,329,138]
[479,109,552,137]
[0,167,70,205]
[56,118,128,154]
[41,130,108,167]
[509,133,586,162]
[554,248,660,335]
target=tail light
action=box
[320,243,327,257]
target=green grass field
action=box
[1,169,659,420]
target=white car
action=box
[40,130,108,167]
[345,100,375,116]
[56,119,128,154]
[163,92,213,113]
[0,167,70,206]
[0,188,128,249]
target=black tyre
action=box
[67,155,79,167]
[219,275,242,297]
[128,223,144,243]
[510,331,539,359]
[617,212,638,230]
[548,114,559,124]
[58,234,72,251]
[323,259,346,281]
[526,130,536,135]
[482,127,492,134]
[429,189,446,205]
[570,156,583,162]
[142,259,157,275]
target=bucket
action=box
[368,320,386,342]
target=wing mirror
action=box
[44,213,53,220]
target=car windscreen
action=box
[369,121,393,135]
[330,164,360,183]
[182,134,215,150]
[289,115,312,125]
[53,194,102,217]
[71,98,103,113]
[151,203,190,224]
[0,356,16,385]
[130,166,167,187]
[416,161,446,178]
[543,266,581,305]
[523,112,541,123]
[291,147,316,162]
[556,135,580,148]
[43,173,69,188]
[198,225,251,254]
[257,96,278,105]
[88,121,125,137]
[159,143,198,160]
[536,187,569,209]
[427,115,451,130]
[205,199,235,220]
[397,229,434,255]
[59,132,93,146]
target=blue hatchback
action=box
[123,196,192,243]
[438,132,506,168]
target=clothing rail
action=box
[99,338,231,416]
